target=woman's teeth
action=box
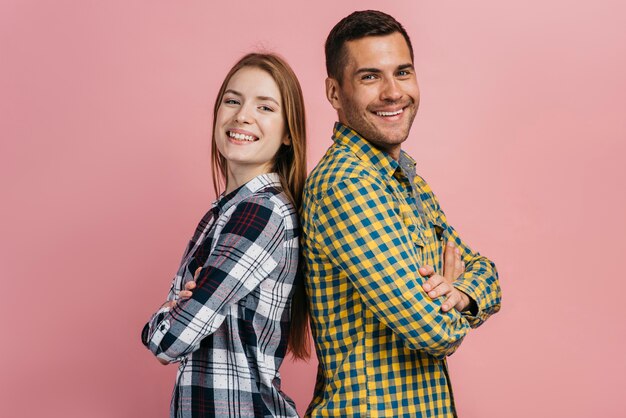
[376,109,403,116]
[228,131,257,141]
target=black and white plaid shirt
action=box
[142,173,300,417]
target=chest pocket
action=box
[398,200,426,249]
[406,216,426,249]
[399,190,447,270]
[422,212,446,272]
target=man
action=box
[301,10,501,417]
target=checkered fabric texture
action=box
[142,173,300,418]
[301,123,501,417]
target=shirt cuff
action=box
[141,306,171,347]
[453,280,481,328]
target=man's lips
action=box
[374,108,404,117]
[371,104,410,117]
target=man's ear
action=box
[325,77,342,111]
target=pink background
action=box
[1,1,625,417]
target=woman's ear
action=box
[282,134,291,146]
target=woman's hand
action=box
[160,268,200,309]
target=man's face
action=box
[327,32,420,159]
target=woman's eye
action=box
[259,105,274,112]
[224,98,239,105]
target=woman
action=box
[142,53,309,417]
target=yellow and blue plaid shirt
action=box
[302,123,501,417]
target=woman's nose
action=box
[235,105,253,124]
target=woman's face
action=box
[214,67,289,181]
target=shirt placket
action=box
[400,164,442,273]
[393,169,427,259]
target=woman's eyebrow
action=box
[224,90,280,106]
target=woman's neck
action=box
[224,163,273,195]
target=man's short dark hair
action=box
[325,10,414,83]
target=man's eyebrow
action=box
[223,90,280,106]
[353,63,415,76]
[354,67,382,75]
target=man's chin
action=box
[368,121,411,141]
[346,119,410,146]
[375,130,410,145]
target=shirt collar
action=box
[213,172,281,213]
[398,151,417,182]
[332,122,416,179]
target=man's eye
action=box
[397,70,411,77]
[362,74,377,80]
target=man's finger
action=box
[443,241,456,280]
[429,281,452,299]
[454,291,471,312]
[419,265,435,277]
[441,291,460,312]
[422,274,443,293]
[455,256,463,277]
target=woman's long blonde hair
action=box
[210,53,309,359]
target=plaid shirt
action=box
[142,173,300,418]
[301,123,501,417]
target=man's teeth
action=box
[228,131,256,141]
[376,109,403,116]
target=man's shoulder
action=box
[304,142,376,199]
[412,172,433,193]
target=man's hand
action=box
[159,268,199,309]
[420,242,471,312]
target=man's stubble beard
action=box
[341,99,418,152]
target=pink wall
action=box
[1,1,625,417]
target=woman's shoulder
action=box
[217,173,296,228]
[222,190,296,241]
[221,179,289,211]
[246,186,296,221]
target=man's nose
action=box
[380,78,402,102]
